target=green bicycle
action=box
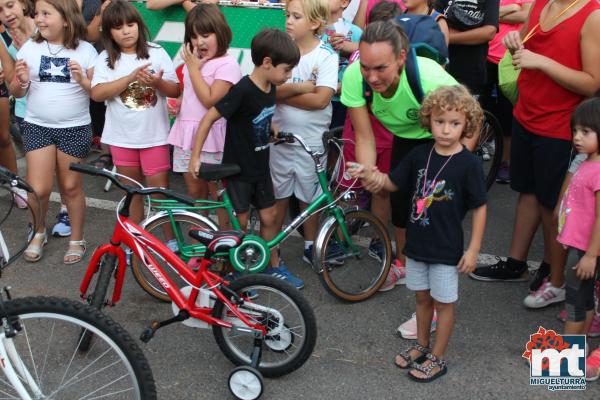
[131,130,392,302]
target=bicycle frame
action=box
[0,333,42,399]
[149,151,358,259]
[80,216,267,334]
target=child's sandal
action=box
[408,353,447,383]
[394,343,430,369]
[64,239,87,265]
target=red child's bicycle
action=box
[70,163,317,400]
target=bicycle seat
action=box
[189,227,245,253]
[198,163,241,181]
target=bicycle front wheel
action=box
[318,209,392,302]
[212,275,317,378]
[0,296,156,399]
[131,212,215,302]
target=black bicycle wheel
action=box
[475,110,504,190]
[1,296,156,399]
[79,252,117,351]
[212,274,317,378]
[318,209,392,301]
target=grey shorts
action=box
[406,257,459,303]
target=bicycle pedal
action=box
[139,320,160,343]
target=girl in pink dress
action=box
[168,4,242,226]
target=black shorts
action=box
[509,120,572,210]
[226,176,275,213]
[21,121,92,159]
[390,136,433,228]
[565,250,598,322]
[0,83,8,98]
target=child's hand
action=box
[167,97,181,116]
[328,33,346,51]
[182,43,208,71]
[458,249,478,274]
[137,67,163,88]
[345,162,367,179]
[574,254,597,280]
[128,63,152,84]
[68,60,85,84]
[188,156,201,179]
[7,28,27,50]
[14,59,29,85]
[503,30,523,54]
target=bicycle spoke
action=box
[77,376,134,400]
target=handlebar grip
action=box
[160,189,196,206]
[322,129,336,149]
[0,166,34,193]
[69,162,105,177]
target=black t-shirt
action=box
[437,0,499,89]
[389,143,487,265]
[215,76,276,182]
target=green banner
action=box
[134,2,285,73]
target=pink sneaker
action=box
[586,347,600,381]
[397,311,437,339]
[378,259,406,292]
[523,278,565,309]
[588,313,600,338]
[11,187,28,209]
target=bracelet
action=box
[19,80,30,89]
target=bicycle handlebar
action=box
[275,128,342,157]
[69,163,196,206]
[0,166,34,193]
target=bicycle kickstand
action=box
[250,331,264,369]
[140,310,189,343]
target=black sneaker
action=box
[529,261,550,292]
[469,257,528,282]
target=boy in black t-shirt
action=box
[437,0,499,96]
[189,29,305,289]
[347,86,487,382]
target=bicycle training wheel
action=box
[0,296,156,399]
[475,110,503,191]
[131,213,216,302]
[212,275,317,378]
[318,209,392,302]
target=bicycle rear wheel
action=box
[475,110,503,190]
[212,275,317,378]
[318,209,392,302]
[0,296,156,399]
[131,213,216,302]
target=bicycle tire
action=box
[80,253,117,351]
[318,209,392,302]
[131,213,215,302]
[476,110,504,191]
[0,296,156,399]
[212,274,317,378]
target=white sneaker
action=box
[523,279,565,309]
[11,187,28,209]
[397,311,437,340]
[378,260,406,292]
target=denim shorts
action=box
[406,257,459,303]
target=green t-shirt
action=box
[341,56,458,139]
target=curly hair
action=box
[420,85,483,139]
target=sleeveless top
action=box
[513,0,600,140]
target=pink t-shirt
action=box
[488,0,532,64]
[168,55,242,152]
[557,160,600,254]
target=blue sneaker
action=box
[302,244,344,266]
[52,210,71,237]
[224,272,258,299]
[264,262,305,290]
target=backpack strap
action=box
[404,48,424,104]
[362,78,373,112]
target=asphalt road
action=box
[1,155,598,400]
